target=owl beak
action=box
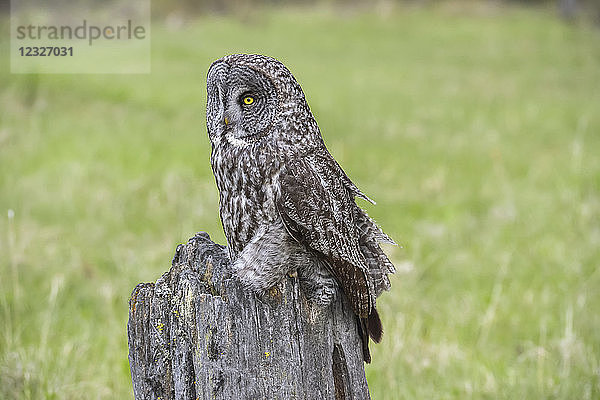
[223,111,233,127]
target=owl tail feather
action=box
[368,307,383,343]
[358,308,384,364]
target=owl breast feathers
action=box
[206,53,396,363]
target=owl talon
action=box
[308,286,337,307]
[300,275,337,308]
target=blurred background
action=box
[1,0,599,398]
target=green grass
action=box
[1,4,599,399]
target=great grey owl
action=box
[206,54,396,363]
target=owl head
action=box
[206,54,318,147]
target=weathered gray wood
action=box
[128,232,371,400]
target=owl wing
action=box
[276,153,373,319]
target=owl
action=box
[206,54,396,363]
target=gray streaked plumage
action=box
[206,54,396,363]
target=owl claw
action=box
[310,286,337,307]
[300,278,337,308]
[233,258,283,296]
[235,267,260,288]
[231,258,244,272]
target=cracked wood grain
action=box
[128,232,371,400]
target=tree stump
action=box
[127,232,371,400]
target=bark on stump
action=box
[127,232,371,400]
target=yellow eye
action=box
[242,96,254,105]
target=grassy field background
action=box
[1,3,599,399]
